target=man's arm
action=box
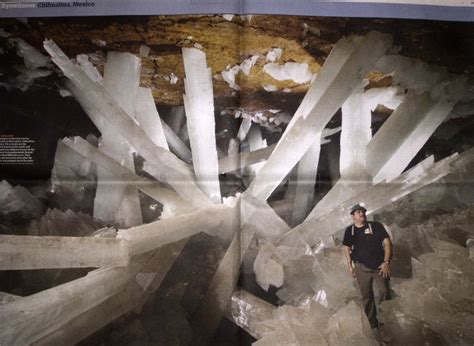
[378,237,392,278]
[344,245,355,277]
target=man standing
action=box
[343,203,392,329]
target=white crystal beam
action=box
[34,241,187,345]
[246,125,267,175]
[340,90,374,178]
[168,106,186,134]
[134,87,169,150]
[94,51,142,227]
[182,48,221,203]
[0,235,128,270]
[285,148,474,247]
[44,40,211,208]
[0,251,156,344]
[308,87,402,219]
[291,136,321,225]
[218,144,276,174]
[247,32,392,200]
[241,192,290,240]
[161,117,192,163]
[62,137,193,216]
[367,91,455,183]
[118,204,235,256]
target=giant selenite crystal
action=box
[182,47,221,203]
[0,180,44,219]
[0,234,128,270]
[283,148,474,246]
[62,137,193,218]
[44,40,211,208]
[35,241,187,344]
[0,251,157,344]
[309,86,403,219]
[367,91,455,183]
[94,51,143,227]
[134,87,169,151]
[291,137,321,225]
[248,32,392,200]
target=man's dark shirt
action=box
[342,221,389,270]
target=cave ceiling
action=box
[1,15,474,115]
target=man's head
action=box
[350,204,367,224]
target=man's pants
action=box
[354,262,391,329]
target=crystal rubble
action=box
[231,292,376,345]
[382,210,474,344]
[253,242,284,291]
[160,118,193,163]
[387,224,433,277]
[275,244,320,306]
[291,136,321,226]
[61,137,193,218]
[241,192,290,240]
[0,180,44,219]
[311,248,360,310]
[376,299,446,345]
[35,240,186,345]
[248,32,392,200]
[283,148,474,247]
[182,47,222,203]
[326,301,378,345]
[27,208,101,237]
[266,207,474,344]
[367,91,456,184]
[254,303,330,346]
[218,143,275,174]
[94,51,142,227]
[0,234,128,270]
[191,227,255,345]
[225,289,276,340]
[414,238,473,305]
[134,87,169,150]
[0,249,159,345]
[309,86,403,219]
[44,40,212,208]
[387,276,474,343]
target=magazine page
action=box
[0,1,473,345]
